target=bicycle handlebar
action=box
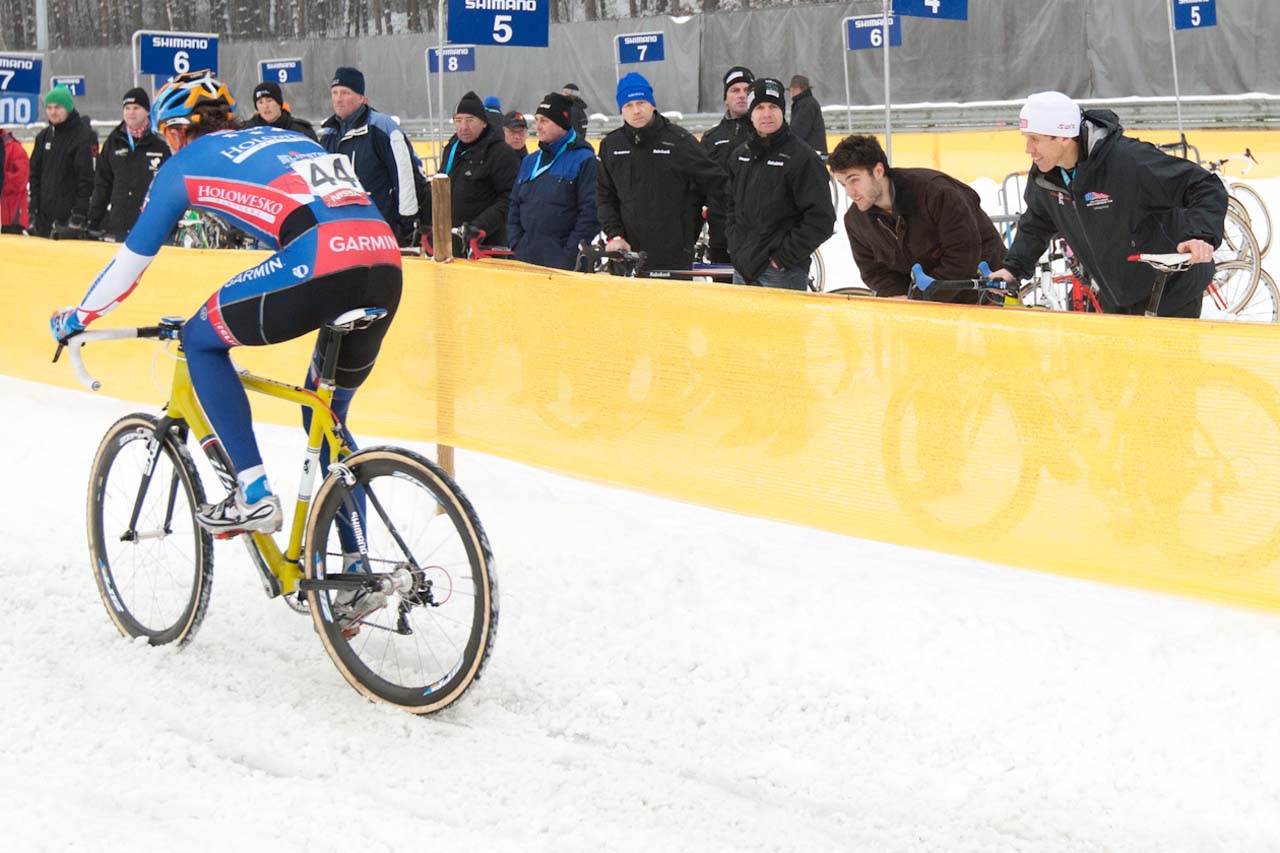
[576,240,647,265]
[56,326,171,392]
[909,262,1014,300]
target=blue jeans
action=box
[733,262,810,291]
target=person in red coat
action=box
[0,128,30,233]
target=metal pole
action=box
[34,0,48,51]
[437,0,446,164]
[882,0,892,162]
[842,19,852,133]
[132,30,142,88]
[614,35,620,83]
[424,49,435,170]
[1164,0,1185,147]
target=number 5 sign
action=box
[1173,0,1216,28]
[446,0,549,47]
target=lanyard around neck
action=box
[531,130,576,181]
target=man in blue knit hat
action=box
[596,72,727,273]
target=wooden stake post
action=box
[430,172,455,478]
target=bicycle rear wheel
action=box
[1202,260,1269,321]
[87,414,213,647]
[807,248,826,293]
[304,447,496,714]
[1229,181,1271,258]
[1218,208,1262,283]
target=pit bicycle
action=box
[56,308,497,715]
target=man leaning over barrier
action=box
[830,133,1005,303]
[989,91,1227,318]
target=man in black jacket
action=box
[423,90,521,256]
[788,74,827,156]
[28,85,98,237]
[991,91,1226,318]
[247,81,318,141]
[829,134,1003,302]
[725,78,835,290]
[597,73,727,273]
[87,87,170,240]
[560,83,590,139]
[700,66,754,264]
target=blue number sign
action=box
[428,46,478,73]
[49,75,86,96]
[259,59,303,85]
[894,0,968,20]
[1173,0,1216,29]
[0,53,43,93]
[0,93,38,123]
[617,32,664,64]
[447,0,549,48]
[138,32,219,76]
[844,14,902,50]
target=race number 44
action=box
[292,154,370,207]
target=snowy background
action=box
[4,182,1280,851]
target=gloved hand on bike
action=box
[50,306,85,343]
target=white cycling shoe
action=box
[196,491,283,537]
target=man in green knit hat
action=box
[28,85,99,237]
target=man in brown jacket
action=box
[828,134,1005,302]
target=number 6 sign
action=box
[133,30,219,85]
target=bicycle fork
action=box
[121,418,186,543]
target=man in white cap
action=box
[990,91,1226,317]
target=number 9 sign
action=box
[259,58,304,85]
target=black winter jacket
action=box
[1004,109,1228,313]
[247,109,318,142]
[700,113,754,262]
[845,167,1005,301]
[422,124,521,253]
[789,88,828,155]
[725,123,836,282]
[568,95,590,140]
[29,110,98,235]
[87,122,170,239]
[597,113,728,270]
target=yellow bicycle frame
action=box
[164,352,349,596]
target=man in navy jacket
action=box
[506,92,599,270]
[319,66,426,245]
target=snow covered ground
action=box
[5,373,1280,852]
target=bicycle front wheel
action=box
[304,447,497,714]
[87,414,213,647]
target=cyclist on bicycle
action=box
[49,70,403,536]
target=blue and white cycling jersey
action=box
[73,126,399,325]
